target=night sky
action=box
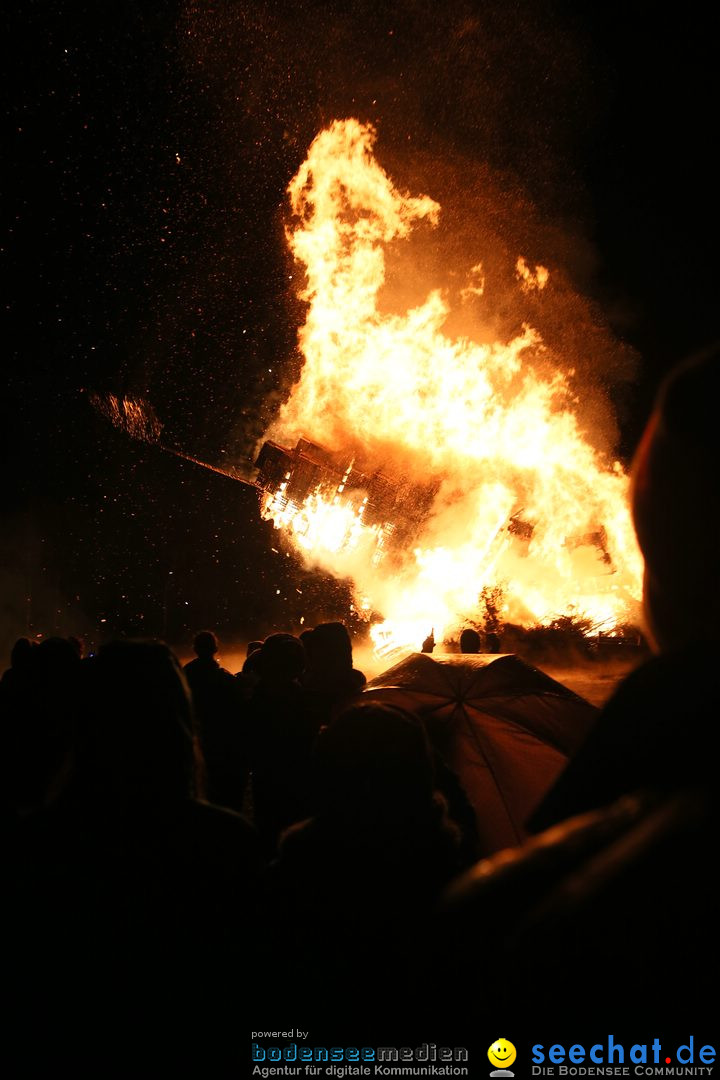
[4,0,718,660]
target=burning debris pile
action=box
[256,119,644,653]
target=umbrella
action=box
[362,652,597,855]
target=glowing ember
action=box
[91,393,163,444]
[260,119,643,652]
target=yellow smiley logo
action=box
[488,1039,517,1070]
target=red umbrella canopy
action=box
[363,653,597,855]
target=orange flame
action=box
[261,119,643,652]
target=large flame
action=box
[261,119,643,652]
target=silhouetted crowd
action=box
[4,354,718,1070]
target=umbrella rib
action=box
[456,705,522,840]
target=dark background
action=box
[3,0,718,660]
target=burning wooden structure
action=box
[255,437,440,559]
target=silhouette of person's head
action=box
[68,635,85,659]
[80,640,199,804]
[29,638,82,722]
[255,633,305,685]
[9,636,34,670]
[309,622,354,675]
[632,351,720,652]
[193,630,218,659]
[299,627,316,661]
[313,703,434,826]
[459,628,481,653]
